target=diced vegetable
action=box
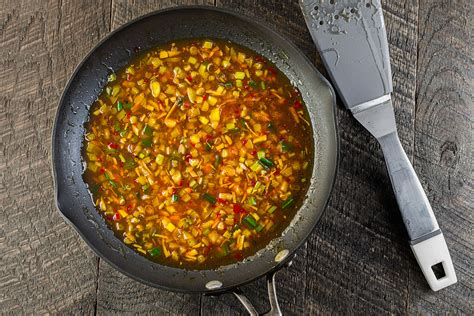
[108,73,117,82]
[202,193,216,205]
[202,41,213,49]
[248,80,258,88]
[143,125,153,136]
[281,196,294,209]
[243,215,257,228]
[268,205,277,214]
[259,157,274,169]
[148,247,161,257]
[83,39,312,268]
[234,71,245,80]
[253,135,267,143]
[142,139,152,147]
[247,196,257,206]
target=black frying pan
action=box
[52,5,338,313]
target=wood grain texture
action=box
[1,0,472,315]
[110,0,214,31]
[0,0,111,314]
[409,1,473,314]
[96,260,201,315]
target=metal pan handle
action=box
[232,270,282,316]
[231,259,294,315]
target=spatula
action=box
[299,0,457,291]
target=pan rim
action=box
[51,4,339,294]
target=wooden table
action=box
[1,0,472,314]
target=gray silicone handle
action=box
[378,132,439,240]
[378,132,457,291]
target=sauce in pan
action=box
[83,39,313,269]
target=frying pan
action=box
[52,5,338,313]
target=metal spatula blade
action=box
[299,0,457,291]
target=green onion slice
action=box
[243,215,257,228]
[281,196,294,209]
[202,193,216,205]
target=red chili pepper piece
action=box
[99,167,106,174]
[294,100,302,109]
[112,212,121,221]
[184,154,192,163]
[233,204,240,214]
[202,94,208,101]
[233,203,247,214]
[186,75,193,82]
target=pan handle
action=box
[232,261,292,316]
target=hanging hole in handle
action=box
[431,262,446,280]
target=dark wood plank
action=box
[207,0,418,314]
[2,0,471,314]
[0,0,111,314]
[96,261,202,315]
[409,1,473,314]
[110,0,214,30]
[94,1,212,315]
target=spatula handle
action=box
[378,132,457,291]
